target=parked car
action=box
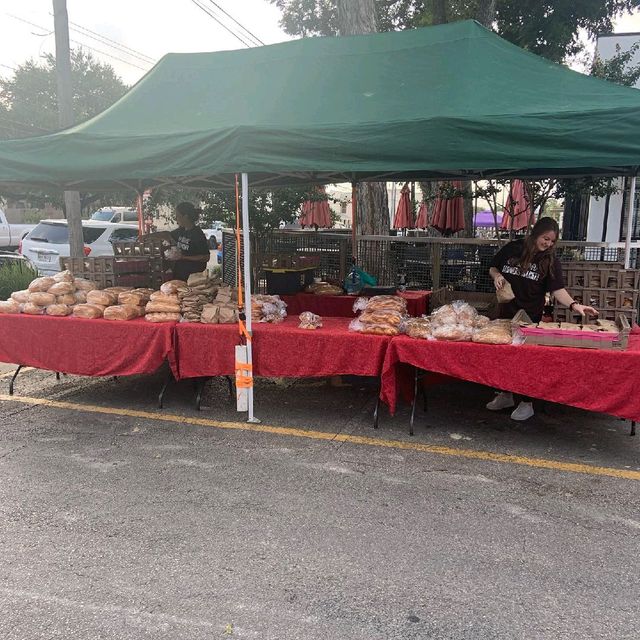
[0,209,36,250]
[88,206,139,224]
[20,220,140,275]
[202,221,225,248]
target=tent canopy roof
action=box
[1,19,640,191]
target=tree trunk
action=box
[337,0,389,238]
[475,0,497,27]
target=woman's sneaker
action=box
[486,392,515,411]
[511,402,534,421]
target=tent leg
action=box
[631,421,636,437]
[624,175,636,269]
[242,172,260,424]
[9,365,23,396]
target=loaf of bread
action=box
[432,323,473,341]
[359,310,403,327]
[52,269,74,283]
[87,290,117,306]
[359,324,399,335]
[74,278,99,292]
[160,280,187,295]
[72,303,105,319]
[145,312,181,322]
[118,291,149,306]
[103,305,139,321]
[298,311,323,329]
[28,292,56,306]
[472,320,512,344]
[48,281,75,296]
[28,277,55,293]
[0,300,21,314]
[145,300,181,314]
[56,293,77,305]
[22,302,46,315]
[150,292,179,304]
[46,304,72,317]
[364,295,407,314]
[73,291,88,304]
[10,290,30,303]
[404,317,432,339]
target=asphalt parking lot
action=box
[1,365,639,639]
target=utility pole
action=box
[52,0,83,258]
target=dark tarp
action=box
[1,19,640,191]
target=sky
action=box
[2,1,640,86]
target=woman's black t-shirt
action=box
[490,239,564,321]
[170,227,210,281]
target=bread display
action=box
[74,278,99,292]
[432,323,474,341]
[22,302,46,315]
[52,270,74,283]
[145,300,181,314]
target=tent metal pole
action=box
[351,181,357,260]
[624,175,636,269]
[241,172,258,423]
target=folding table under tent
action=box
[2,19,640,420]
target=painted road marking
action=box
[0,367,33,379]
[1,393,639,481]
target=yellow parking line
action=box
[1,393,638,481]
[0,367,33,379]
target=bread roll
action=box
[72,304,104,319]
[28,277,55,293]
[145,312,181,322]
[49,281,75,295]
[46,304,72,317]
[86,290,117,306]
[56,293,76,305]
[103,305,139,321]
[10,290,30,303]
[22,302,46,315]
[28,292,56,306]
[0,300,21,314]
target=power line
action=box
[189,0,255,48]
[204,0,264,46]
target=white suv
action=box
[20,220,139,275]
[88,207,139,224]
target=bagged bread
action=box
[359,310,403,327]
[353,295,407,315]
[73,303,105,319]
[186,272,209,287]
[496,280,516,304]
[474,315,491,329]
[22,302,46,315]
[52,270,74,283]
[56,293,77,305]
[74,278,99,292]
[28,292,56,306]
[103,286,133,296]
[119,291,149,306]
[48,281,75,296]
[46,304,72,317]
[103,305,139,321]
[150,291,179,304]
[432,323,474,341]
[349,318,399,335]
[74,290,88,304]
[145,312,181,322]
[200,304,219,324]
[87,290,117,306]
[0,299,21,314]
[404,317,432,339]
[10,290,30,303]
[28,277,55,293]
[472,320,513,344]
[145,300,181,314]
[160,280,187,295]
[299,311,322,330]
[218,304,238,324]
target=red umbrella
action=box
[392,183,414,229]
[501,180,534,231]
[299,185,332,228]
[415,201,429,229]
[431,180,465,235]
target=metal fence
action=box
[223,230,640,293]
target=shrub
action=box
[0,261,38,300]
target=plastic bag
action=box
[52,270,74,283]
[472,320,513,344]
[28,277,55,293]
[348,317,399,335]
[87,290,117,306]
[103,305,139,321]
[22,302,46,315]
[48,281,75,296]
[451,300,478,325]
[28,292,56,306]
[432,323,473,341]
[10,290,30,303]
[160,280,187,295]
[299,311,322,330]
[45,304,72,317]
[73,303,104,319]
[0,300,21,314]
[403,317,432,339]
[359,310,403,327]
[145,312,181,323]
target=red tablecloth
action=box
[0,315,176,377]
[281,290,431,318]
[380,333,640,422]
[174,316,392,380]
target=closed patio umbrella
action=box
[299,185,332,229]
[393,183,414,229]
[501,180,533,231]
[431,180,465,235]
[415,200,429,229]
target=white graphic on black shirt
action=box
[502,263,540,281]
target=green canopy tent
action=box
[2,19,640,419]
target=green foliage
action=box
[592,42,640,86]
[0,261,38,300]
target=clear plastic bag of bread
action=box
[363,295,407,314]
[103,305,140,321]
[150,291,179,304]
[74,278,99,292]
[299,311,322,330]
[358,309,404,327]
[0,299,22,314]
[48,281,76,296]
[430,303,458,327]
[496,280,515,303]
[403,317,432,339]
[52,269,74,283]
[10,290,30,303]
[56,293,76,305]
[348,317,399,335]
[28,292,56,306]
[160,280,187,295]
[119,291,149,306]
[146,300,181,314]
[472,319,513,344]
[73,303,105,319]
[45,303,72,317]
[73,290,87,304]
[145,312,181,322]
[86,290,117,306]
[432,323,474,341]
[474,314,491,329]
[22,302,46,315]
[28,276,55,293]
[451,300,478,326]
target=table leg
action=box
[9,365,23,396]
[158,371,174,409]
[55,372,61,381]
[410,367,419,437]
[195,377,210,411]
[373,396,380,429]
[225,376,234,399]
[631,421,636,437]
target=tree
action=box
[0,49,131,214]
